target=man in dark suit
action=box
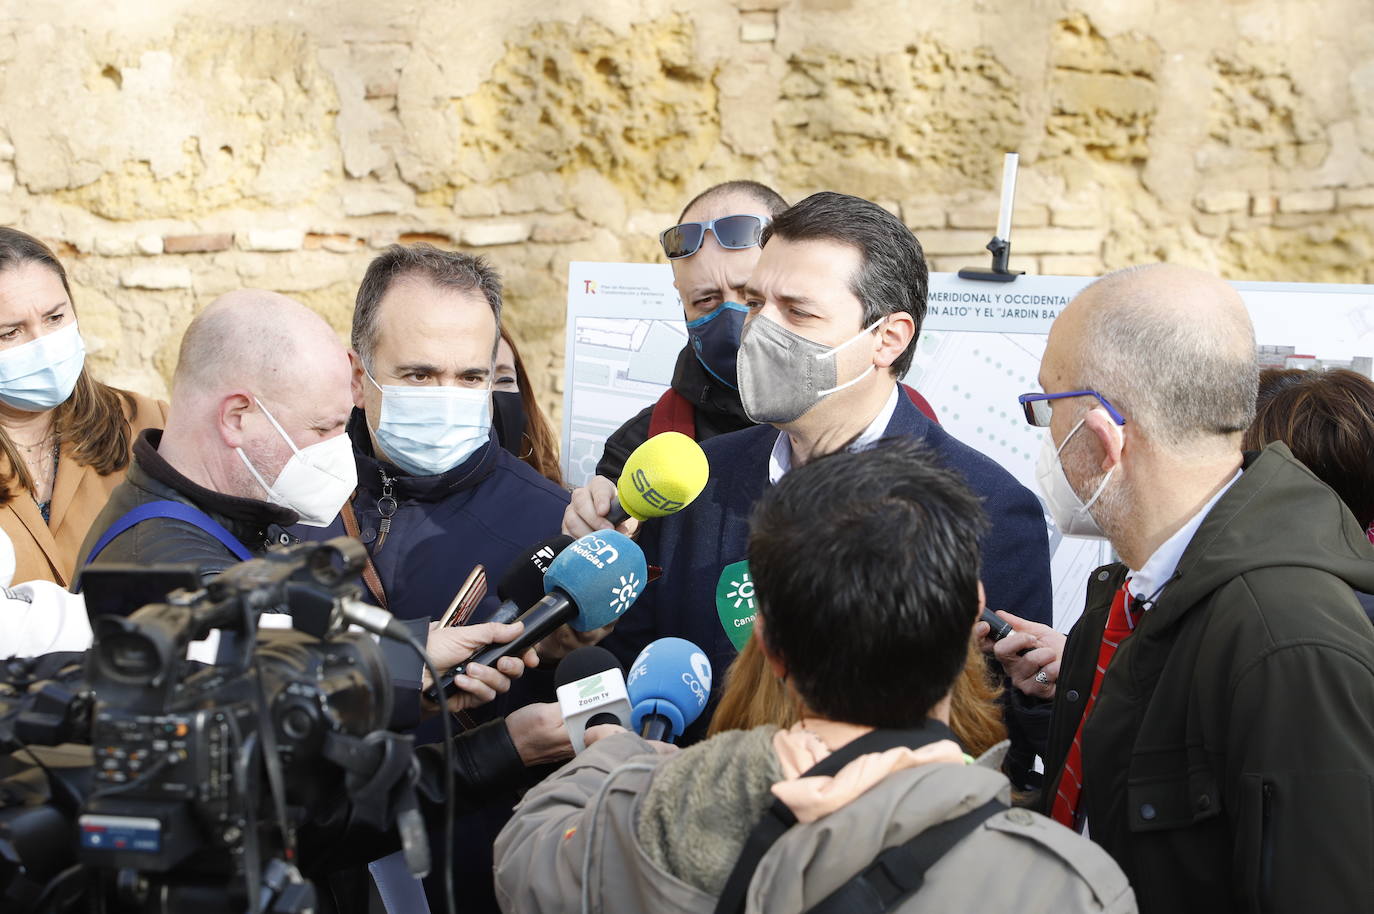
[564,191,1052,748]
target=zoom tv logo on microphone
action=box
[577,673,613,707]
[630,468,685,513]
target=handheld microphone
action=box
[981,607,1013,642]
[555,646,633,753]
[489,534,575,624]
[606,432,710,525]
[626,638,713,743]
[425,530,648,703]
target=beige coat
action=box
[494,727,1135,914]
[0,390,167,587]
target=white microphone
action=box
[554,646,633,754]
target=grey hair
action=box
[1074,266,1258,447]
[352,243,502,368]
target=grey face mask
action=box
[736,314,883,424]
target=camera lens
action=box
[98,632,161,681]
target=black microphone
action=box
[424,530,647,703]
[981,607,1013,642]
[489,534,575,624]
[555,646,632,753]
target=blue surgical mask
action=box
[0,322,85,412]
[685,302,748,390]
[367,371,492,476]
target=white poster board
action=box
[563,263,1374,630]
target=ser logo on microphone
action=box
[631,468,685,513]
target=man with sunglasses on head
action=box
[980,264,1374,914]
[568,192,1052,751]
[597,181,938,482]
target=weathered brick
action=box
[1278,189,1335,213]
[1039,255,1102,276]
[163,233,234,253]
[0,143,13,162]
[1194,191,1249,214]
[1008,228,1103,255]
[135,234,163,255]
[904,205,946,229]
[740,12,777,43]
[1338,186,1374,209]
[947,204,998,230]
[341,185,413,217]
[1250,194,1276,217]
[915,229,991,256]
[1193,213,1228,237]
[304,232,364,253]
[121,266,192,290]
[1050,204,1099,228]
[241,228,305,252]
[462,221,532,247]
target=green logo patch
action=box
[715,560,756,651]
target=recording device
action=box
[438,564,488,629]
[426,530,648,703]
[0,539,431,914]
[554,647,632,754]
[627,638,713,743]
[981,607,1014,642]
[489,534,574,625]
[606,432,710,525]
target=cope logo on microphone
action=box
[631,468,685,513]
[572,536,621,569]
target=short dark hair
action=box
[748,438,988,728]
[678,180,789,223]
[1244,367,1374,527]
[761,191,928,377]
[353,243,502,368]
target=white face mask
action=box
[367,371,492,477]
[1034,418,1116,540]
[0,322,86,412]
[235,398,357,527]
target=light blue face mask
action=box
[367,371,492,477]
[0,322,86,412]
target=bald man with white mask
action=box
[79,290,536,715]
[981,264,1374,914]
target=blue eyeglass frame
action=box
[1017,390,1127,428]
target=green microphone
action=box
[715,559,756,650]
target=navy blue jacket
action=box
[602,390,1053,745]
[296,411,570,625]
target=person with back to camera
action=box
[495,439,1133,914]
[0,228,167,587]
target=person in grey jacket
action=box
[494,439,1134,914]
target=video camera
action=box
[0,539,428,914]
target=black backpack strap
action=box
[712,721,960,914]
[806,797,1005,914]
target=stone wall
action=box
[1,1,1371,419]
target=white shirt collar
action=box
[1128,469,1242,607]
[768,385,900,485]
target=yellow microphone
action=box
[608,432,710,524]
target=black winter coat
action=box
[1040,443,1374,913]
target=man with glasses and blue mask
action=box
[979,264,1374,914]
[568,192,1052,754]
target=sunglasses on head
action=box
[659,214,769,260]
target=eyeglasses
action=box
[1017,390,1127,427]
[659,214,769,260]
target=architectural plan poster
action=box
[563,262,1374,631]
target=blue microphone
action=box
[429,530,647,702]
[626,637,713,743]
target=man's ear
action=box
[873,312,915,371]
[1082,407,1125,473]
[348,350,367,412]
[219,392,254,450]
